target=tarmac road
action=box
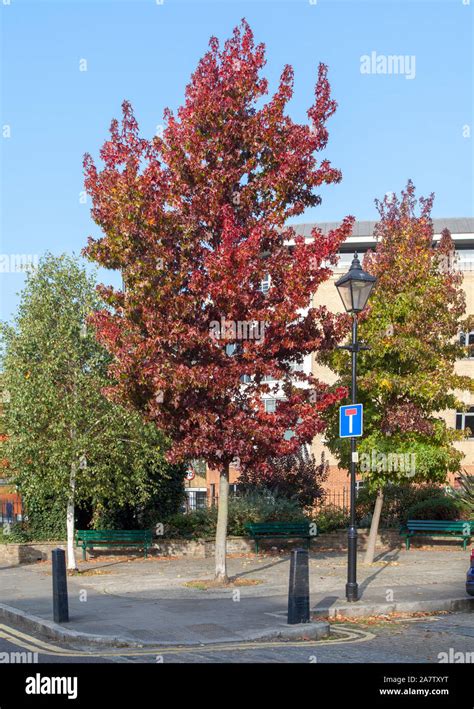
[0,611,472,664]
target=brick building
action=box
[188,218,474,508]
[0,377,22,523]
[309,217,474,500]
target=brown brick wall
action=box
[1,531,467,565]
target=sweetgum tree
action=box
[83,21,352,581]
[320,182,474,562]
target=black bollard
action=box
[287,548,310,624]
[52,548,69,623]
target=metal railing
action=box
[318,488,351,512]
[316,485,367,513]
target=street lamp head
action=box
[335,252,377,314]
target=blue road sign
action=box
[339,403,363,438]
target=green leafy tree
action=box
[320,182,474,562]
[0,254,184,567]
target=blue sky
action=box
[1,0,472,321]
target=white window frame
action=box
[459,331,474,359]
[184,488,207,511]
[264,398,278,413]
[259,274,271,293]
[456,407,474,438]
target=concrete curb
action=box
[0,602,329,648]
[238,621,330,642]
[0,603,141,648]
[312,596,474,619]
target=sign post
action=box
[338,335,365,602]
[335,253,376,603]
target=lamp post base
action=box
[346,523,358,602]
[345,582,359,603]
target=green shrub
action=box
[454,472,474,516]
[7,498,67,542]
[407,495,465,521]
[315,504,349,534]
[164,507,218,538]
[228,491,306,535]
[356,484,444,527]
[90,462,186,530]
[0,527,13,544]
[164,491,307,539]
[4,521,33,543]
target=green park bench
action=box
[75,529,153,560]
[245,521,314,554]
[400,520,472,551]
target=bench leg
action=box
[144,545,148,559]
[82,543,87,561]
[463,537,468,551]
[406,535,411,551]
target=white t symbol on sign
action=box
[345,408,357,434]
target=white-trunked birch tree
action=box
[0,254,182,570]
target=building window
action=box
[355,481,365,496]
[264,399,298,441]
[456,407,474,437]
[264,398,277,413]
[457,250,474,271]
[289,359,304,373]
[459,331,474,358]
[184,489,207,511]
[241,373,278,383]
[226,343,243,357]
[259,274,271,293]
[262,374,278,382]
[210,483,216,506]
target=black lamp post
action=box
[335,252,376,602]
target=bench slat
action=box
[400,519,472,551]
[407,520,469,527]
[75,529,152,560]
[244,522,313,553]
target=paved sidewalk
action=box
[1,549,472,646]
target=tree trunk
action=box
[215,462,230,582]
[66,461,78,571]
[364,488,384,565]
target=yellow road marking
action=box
[0,624,76,653]
[0,631,46,655]
[0,623,375,657]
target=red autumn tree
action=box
[83,20,352,581]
